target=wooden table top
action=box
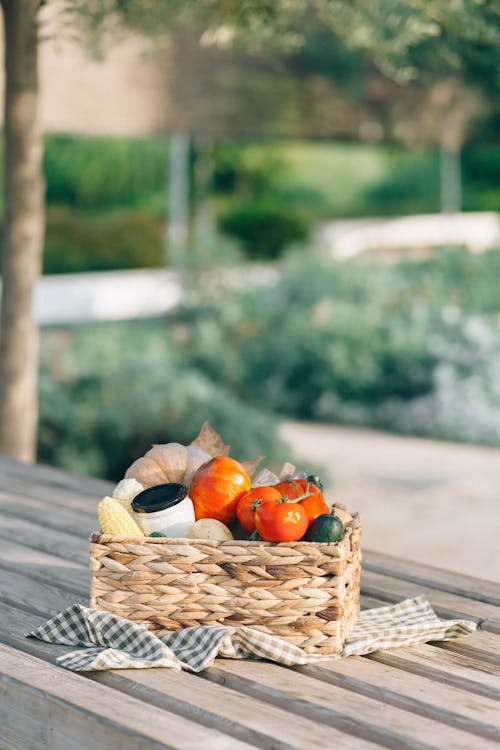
[0,455,499,750]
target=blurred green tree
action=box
[1,0,499,462]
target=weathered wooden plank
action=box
[480,619,500,635]
[297,656,500,742]
[363,550,500,605]
[0,455,112,496]
[430,630,500,667]
[0,514,89,565]
[0,565,86,618]
[0,644,258,750]
[4,478,98,515]
[92,669,381,750]
[369,644,500,699]
[0,538,86,594]
[0,601,71,661]
[361,570,500,627]
[0,489,96,537]
[203,659,499,750]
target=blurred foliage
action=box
[44,135,167,212]
[167,247,500,442]
[213,140,499,222]
[38,322,289,480]
[218,200,311,259]
[38,247,500,480]
[43,207,163,273]
[462,145,500,211]
[8,135,494,274]
[70,0,500,97]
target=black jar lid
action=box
[131,483,188,514]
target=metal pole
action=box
[166,132,190,267]
[440,146,462,214]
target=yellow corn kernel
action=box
[112,478,144,517]
[98,496,143,537]
[114,495,134,517]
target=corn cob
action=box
[98,496,143,536]
[112,478,144,517]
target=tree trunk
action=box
[0,0,44,461]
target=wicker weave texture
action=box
[89,514,361,654]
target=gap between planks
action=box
[0,456,112,496]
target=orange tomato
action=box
[236,486,282,533]
[300,493,329,524]
[190,456,251,525]
[273,480,303,499]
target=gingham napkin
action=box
[27,595,476,672]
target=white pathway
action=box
[281,420,500,582]
[34,268,183,325]
[316,212,500,258]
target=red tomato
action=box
[255,499,308,542]
[273,477,328,525]
[190,456,251,525]
[236,486,282,533]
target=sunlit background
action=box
[1,1,499,577]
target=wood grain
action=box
[361,570,500,628]
[363,550,500,605]
[0,644,258,750]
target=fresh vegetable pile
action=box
[97,422,350,544]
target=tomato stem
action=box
[277,483,314,504]
[250,498,265,511]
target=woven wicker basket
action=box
[89,511,361,654]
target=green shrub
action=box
[218,200,311,259]
[43,207,164,273]
[44,134,167,211]
[174,257,437,419]
[212,142,287,197]
[38,322,289,481]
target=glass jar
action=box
[131,483,195,538]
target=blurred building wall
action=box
[0,9,170,136]
[0,7,362,140]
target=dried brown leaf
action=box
[191,421,230,457]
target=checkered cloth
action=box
[27,596,476,673]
